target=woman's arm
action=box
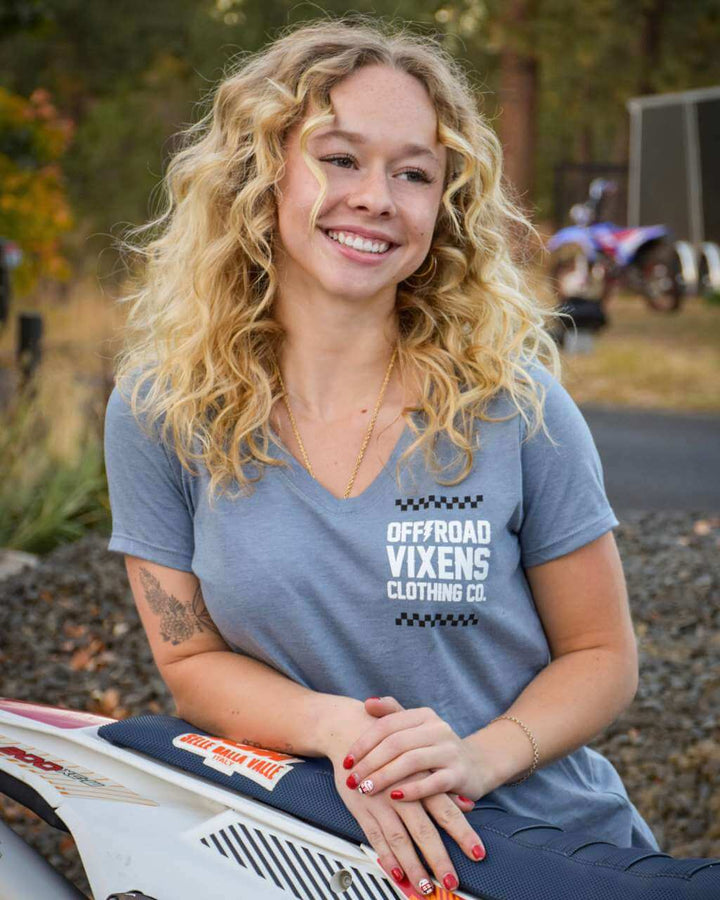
[339,531,639,801]
[124,555,361,756]
[462,530,638,791]
[124,555,486,891]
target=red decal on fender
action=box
[0,746,63,772]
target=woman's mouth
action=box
[320,228,398,262]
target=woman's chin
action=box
[315,276,399,303]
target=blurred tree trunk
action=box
[639,0,666,95]
[497,0,539,209]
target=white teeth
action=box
[326,230,390,254]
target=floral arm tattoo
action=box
[138,570,295,752]
[191,584,222,636]
[138,567,221,645]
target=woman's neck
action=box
[273,292,400,423]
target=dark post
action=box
[17,312,43,383]
[0,239,10,328]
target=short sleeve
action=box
[104,384,195,571]
[519,365,618,568]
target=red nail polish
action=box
[346,773,359,789]
[458,795,473,803]
[343,755,354,770]
[472,843,486,860]
[391,867,404,882]
[366,696,380,701]
[443,873,459,890]
[390,789,404,800]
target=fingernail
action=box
[343,754,354,770]
[418,878,434,895]
[391,867,404,882]
[358,779,374,795]
[443,873,459,890]
[390,789,404,800]
[346,774,359,789]
[458,795,473,804]
[472,843,486,860]
[366,696,381,701]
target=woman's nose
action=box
[346,169,397,217]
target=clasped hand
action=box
[326,696,492,895]
[345,697,490,802]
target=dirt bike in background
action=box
[547,178,687,312]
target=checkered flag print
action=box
[394,494,483,512]
[395,612,480,627]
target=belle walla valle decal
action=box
[173,733,302,791]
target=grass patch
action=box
[0,277,123,379]
[0,360,111,553]
[0,277,120,553]
[562,295,720,412]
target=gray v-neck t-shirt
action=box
[104,365,659,850]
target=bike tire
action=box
[636,242,685,312]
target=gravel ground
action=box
[0,511,718,897]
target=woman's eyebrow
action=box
[313,128,440,164]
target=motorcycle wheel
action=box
[698,242,720,300]
[636,242,685,312]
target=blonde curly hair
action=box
[114,17,561,500]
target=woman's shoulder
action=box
[520,359,583,425]
[482,357,566,421]
[110,365,157,407]
[105,368,170,449]
[476,358,590,461]
[517,357,564,396]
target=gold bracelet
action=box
[491,715,540,786]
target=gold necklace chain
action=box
[277,347,398,500]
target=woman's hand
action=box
[320,699,486,895]
[342,696,500,804]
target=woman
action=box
[104,19,659,897]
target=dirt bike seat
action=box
[98,715,720,900]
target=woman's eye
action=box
[322,154,356,169]
[399,168,433,184]
[320,155,433,185]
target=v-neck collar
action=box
[266,416,417,515]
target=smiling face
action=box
[274,64,447,307]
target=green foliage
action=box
[0,387,110,554]
[64,55,194,239]
[0,86,74,293]
[2,0,719,265]
[0,0,203,102]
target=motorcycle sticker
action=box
[173,732,303,791]
[391,873,463,899]
[370,856,464,900]
[0,735,156,805]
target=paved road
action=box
[582,406,720,513]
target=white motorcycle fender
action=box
[0,704,470,900]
